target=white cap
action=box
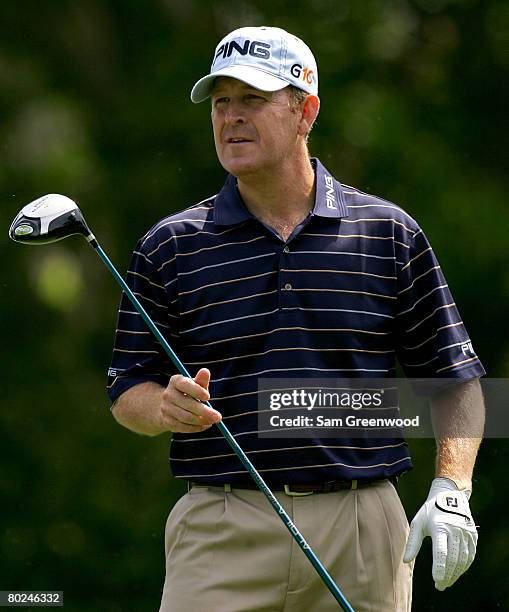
[190,26,318,103]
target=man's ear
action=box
[298,95,320,136]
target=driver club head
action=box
[9,194,93,245]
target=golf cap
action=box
[190,26,318,103]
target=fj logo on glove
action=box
[446,496,459,508]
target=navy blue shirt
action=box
[107,158,485,485]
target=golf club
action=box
[10,194,355,612]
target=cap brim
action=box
[190,65,291,103]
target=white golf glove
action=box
[403,477,477,591]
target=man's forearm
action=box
[431,378,485,490]
[111,382,167,436]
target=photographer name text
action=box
[269,414,420,428]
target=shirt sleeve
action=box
[106,238,180,405]
[394,226,485,387]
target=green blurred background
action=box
[1,1,508,610]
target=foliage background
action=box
[1,1,508,610]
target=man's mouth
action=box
[226,137,252,143]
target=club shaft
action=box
[93,242,354,612]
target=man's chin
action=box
[220,157,267,179]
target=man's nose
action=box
[224,99,246,124]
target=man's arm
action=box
[112,381,168,436]
[404,378,485,591]
[431,378,485,490]
[111,368,221,436]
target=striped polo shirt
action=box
[107,158,485,485]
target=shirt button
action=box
[283,246,290,253]
[284,283,293,291]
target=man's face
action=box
[210,77,302,178]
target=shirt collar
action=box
[213,157,349,226]
[213,173,253,226]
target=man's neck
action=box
[236,153,316,224]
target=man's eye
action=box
[245,94,264,102]
[213,97,229,106]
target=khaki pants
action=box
[159,480,413,612]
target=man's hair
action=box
[287,85,308,111]
[286,85,315,143]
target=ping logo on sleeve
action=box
[461,341,475,356]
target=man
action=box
[108,26,485,612]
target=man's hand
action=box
[159,368,222,433]
[403,477,478,591]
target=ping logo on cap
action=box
[214,39,271,65]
